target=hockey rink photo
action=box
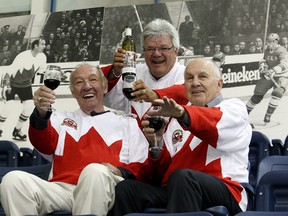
[1,0,288,149]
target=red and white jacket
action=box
[151,89,252,211]
[29,109,150,184]
[101,62,185,127]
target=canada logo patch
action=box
[61,118,78,130]
[172,129,183,144]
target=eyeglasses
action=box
[143,46,174,54]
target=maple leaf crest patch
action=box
[172,129,183,144]
[61,118,78,130]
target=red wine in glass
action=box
[148,114,165,152]
[43,65,62,111]
[148,117,165,132]
[122,74,136,118]
[44,79,60,90]
[122,88,135,100]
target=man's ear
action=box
[174,48,179,55]
[103,83,108,94]
[217,79,223,92]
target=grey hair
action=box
[69,63,107,93]
[141,19,180,49]
[210,59,222,80]
[187,58,222,80]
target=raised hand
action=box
[33,86,56,117]
[147,96,185,118]
[142,112,167,155]
[112,48,126,77]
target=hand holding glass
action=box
[43,65,62,111]
[148,106,165,152]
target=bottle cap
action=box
[125,27,132,36]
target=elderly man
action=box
[102,18,185,124]
[113,58,252,215]
[0,63,149,216]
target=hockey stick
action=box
[270,75,280,88]
[133,5,143,32]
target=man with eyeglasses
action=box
[102,18,185,126]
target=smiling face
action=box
[70,64,107,114]
[184,59,223,106]
[143,35,178,79]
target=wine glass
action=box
[43,65,62,111]
[148,106,165,152]
[122,74,137,118]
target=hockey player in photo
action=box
[0,38,47,140]
[246,33,288,124]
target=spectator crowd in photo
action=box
[1,0,288,66]
[42,8,103,63]
[178,0,288,57]
[0,24,26,66]
[0,8,103,66]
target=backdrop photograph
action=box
[0,0,287,148]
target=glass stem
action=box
[128,100,132,115]
[154,133,158,148]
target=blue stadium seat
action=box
[0,163,52,215]
[248,131,270,188]
[283,135,288,156]
[204,206,229,216]
[143,208,166,213]
[256,156,288,186]
[143,206,229,216]
[125,212,213,216]
[47,211,72,215]
[0,140,20,167]
[254,156,288,211]
[235,211,288,215]
[19,147,50,166]
[19,147,34,166]
[270,139,284,156]
[0,163,52,183]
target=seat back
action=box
[0,163,52,183]
[19,147,34,166]
[256,155,288,185]
[0,140,20,167]
[19,147,51,166]
[283,135,288,156]
[255,156,288,211]
[32,149,51,165]
[248,131,270,188]
[255,170,288,211]
[125,212,213,216]
[270,139,284,156]
[236,211,288,215]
